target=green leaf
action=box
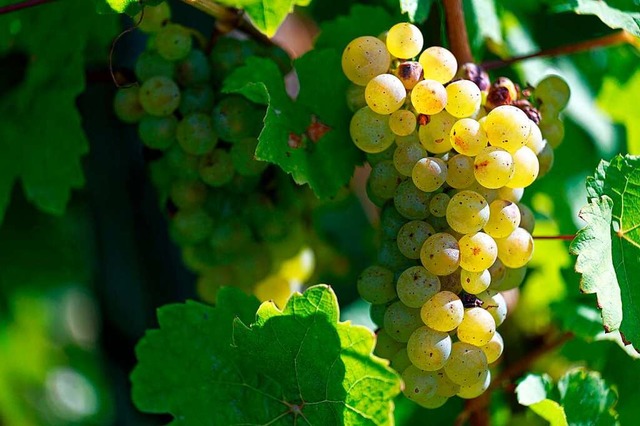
[516,374,568,426]
[597,70,640,155]
[0,0,117,222]
[234,285,401,425]
[399,0,434,23]
[132,285,401,425]
[241,0,297,37]
[465,0,503,50]
[223,52,363,199]
[571,155,640,348]
[552,0,640,37]
[315,5,396,51]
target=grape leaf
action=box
[132,285,401,425]
[517,369,619,426]
[233,285,401,425]
[466,0,503,50]
[399,0,434,23]
[223,52,362,199]
[240,0,297,37]
[93,0,163,15]
[597,70,640,155]
[571,155,640,348]
[0,0,117,222]
[552,0,640,37]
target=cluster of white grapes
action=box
[343,23,569,407]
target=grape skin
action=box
[156,24,193,61]
[443,342,489,387]
[507,146,539,188]
[411,80,447,115]
[407,326,452,371]
[484,199,521,238]
[139,76,181,117]
[420,233,460,276]
[394,180,432,220]
[419,111,456,154]
[138,115,177,150]
[412,157,447,192]
[397,221,436,260]
[446,154,475,189]
[365,74,407,114]
[496,227,534,268]
[389,110,417,136]
[473,146,515,189]
[375,329,406,359]
[445,80,481,118]
[461,269,491,294]
[342,36,391,86]
[402,365,439,404]
[419,46,457,84]
[386,23,424,59]
[350,107,395,153]
[393,138,425,176]
[457,307,496,346]
[481,332,504,364]
[446,190,490,234]
[483,105,531,153]
[384,301,424,343]
[357,265,397,304]
[397,266,441,308]
[459,232,497,273]
[420,290,464,332]
[450,118,488,156]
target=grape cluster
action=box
[343,23,569,407]
[113,3,314,304]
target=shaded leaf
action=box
[516,374,568,426]
[597,70,640,155]
[315,5,396,51]
[552,0,640,37]
[399,0,434,23]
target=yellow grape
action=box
[525,122,545,154]
[484,199,521,238]
[396,265,440,308]
[386,23,424,59]
[445,80,481,118]
[446,154,475,189]
[473,146,514,189]
[402,366,439,405]
[445,190,489,234]
[420,291,464,332]
[393,138,425,176]
[460,269,491,294]
[477,290,508,326]
[342,36,392,86]
[350,106,395,153]
[412,157,447,192]
[407,326,452,371]
[496,227,534,268]
[483,105,531,153]
[365,74,407,114]
[443,342,488,387]
[507,146,539,188]
[450,118,488,156]
[458,232,498,272]
[434,369,461,397]
[411,80,447,115]
[457,307,496,346]
[418,111,456,154]
[481,332,504,364]
[457,370,491,399]
[419,46,457,84]
[420,233,460,276]
[389,109,417,136]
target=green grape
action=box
[483,105,531,153]
[176,49,210,86]
[181,243,216,272]
[402,366,439,404]
[138,115,177,150]
[380,203,409,239]
[166,145,199,178]
[369,160,404,200]
[457,307,496,346]
[412,157,447,192]
[445,80,481,118]
[177,113,218,155]
[435,369,461,397]
[367,142,396,167]
[231,244,272,287]
[459,232,497,272]
[446,154,475,189]
[370,302,392,327]
[390,348,412,373]
[170,179,207,210]
[496,227,533,268]
[374,329,406,359]
[156,24,192,61]
[378,238,417,271]
[536,74,570,110]
[492,266,526,291]
[365,73,406,115]
[231,138,267,176]
[397,265,441,308]
[464,181,498,204]
[525,121,545,154]
[389,109,417,136]
[384,301,423,343]
[198,149,234,187]
[507,146,539,188]
[397,220,436,260]
[212,95,264,142]
[135,2,171,33]
[420,233,460,276]
[496,187,523,203]
[443,342,489,387]
[393,138,425,176]
[517,203,535,233]
[346,84,367,112]
[450,118,488,156]
[446,190,489,234]
[484,199,520,238]
[407,327,452,371]
[139,76,181,117]
[461,269,491,294]
[457,370,491,399]
[419,46,457,84]
[113,86,145,123]
[209,37,260,85]
[342,36,392,86]
[420,290,464,332]
[394,61,423,90]
[357,265,397,304]
[473,146,514,189]
[394,180,432,220]
[488,258,506,287]
[439,269,462,294]
[418,111,456,154]
[429,193,450,218]
[134,51,175,82]
[481,332,504,364]
[477,290,507,326]
[537,141,554,178]
[178,85,215,116]
[197,265,236,303]
[172,208,214,244]
[539,117,564,148]
[209,217,252,254]
[350,106,395,153]
[386,23,424,59]
[411,79,447,115]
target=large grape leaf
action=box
[132,285,401,425]
[597,70,640,155]
[552,0,640,37]
[0,0,117,223]
[571,155,640,348]
[398,0,434,23]
[516,369,619,426]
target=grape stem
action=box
[454,332,574,426]
[0,0,55,15]
[533,235,575,241]
[442,0,474,63]
[482,30,639,70]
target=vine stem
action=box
[454,332,574,426]
[0,0,55,14]
[482,30,639,70]
[533,235,575,241]
[442,0,473,63]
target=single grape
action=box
[446,190,489,234]
[380,203,409,239]
[496,187,524,203]
[113,86,145,123]
[484,199,521,238]
[418,111,456,154]
[507,146,539,188]
[537,140,554,178]
[397,265,441,308]
[365,74,406,115]
[386,23,424,59]
[397,220,436,260]
[231,137,267,176]
[461,269,491,294]
[420,290,464,332]
[375,329,406,359]
[459,232,497,272]
[473,146,514,189]
[357,265,397,304]
[443,342,489,387]
[457,370,491,399]
[450,118,488,156]
[496,227,534,268]
[483,105,531,153]
[394,61,423,90]
[393,138,425,176]
[177,113,218,155]
[170,179,207,210]
[445,80,481,118]
[171,209,214,244]
[446,154,475,189]
[384,301,423,343]
[198,149,234,187]
[379,238,417,271]
[420,233,460,276]
[411,80,447,115]
[394,180,432,220]
[135,2,171,33]
[138,115,177,150]
[389,109,417,136]
[419,46,457,84]
[350,106,395,153]
[412,157,447,192]
[134,51,175,82]
[517,203,535,233]
[346,84,367,112]
[407,326,452,372]
[390,348,412,374]
[525,122,545,154]
[139,76,181,117]
[211,95,264,142]
[439,269,462,294]
[429,193,450,218]
[491,266,527,291]
[434,369,461,397]
[481,332,504,364]
[457,307,496,346]
[179,85,215,115]
[369,160,404,200]
[402,365,439,404]
[536,74,570,110]
[176,49,210,86]
[539,117,564,148]
[477,290,507,326]
[342,36,392,86]
[156,24,192,61]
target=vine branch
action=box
[482,30,639,70]
[0,0,56,15]
[442,0,473,63]
[533,235,575,241]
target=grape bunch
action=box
[113,3,314,305]
[343,23,569,407]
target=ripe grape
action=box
[429,193,450,218]
[443,342,489,387]
[450,118,488,156]
[375,329,406,359]
[536,74,570,110]
[394,180,432,220]
[389,109,417,136]
[350,107,395,153]
[139,76,181,117]
[134,51,175,82]
[342,36,392,86]
[507,146,539,188]
[539,117,564,148]
[457,371,491,399]
[460,269,491,294]
[483,105,531,153]
[420,233,460,276]
[492,265,526,291]
[365,74,407,114]
[138,115,177,150]
[484,199,520,238]
[473,146,515,189]
[407,326,452,371]
[384,301,423,342]
[525,122,545,154]
[386,23,424,59]
[481,332,504,364]
[402,365,439,403]
[419,46,457,84]
[397,221,436,260]
[420,290,464,331]
[231,137,267,176]
[477,290,507,326]
[418,111,456,154]
[113,87,145,123]
[412,157,447,192]
[411,80,447,115]
[496,187,524,203]
[446,154,475,189]
[439,269,462,294]
[445,80,481,118]
[457,307,496,346]
[446,190,489,234]
[177,113,218,155]
[135,2,171,33]
[357,265,397,304]
[396,265,440,307]
[393,138,425,176]
[496,227,534,268]
[156,24,193,61]
[458,232,497,272]
[369,160,404,200]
